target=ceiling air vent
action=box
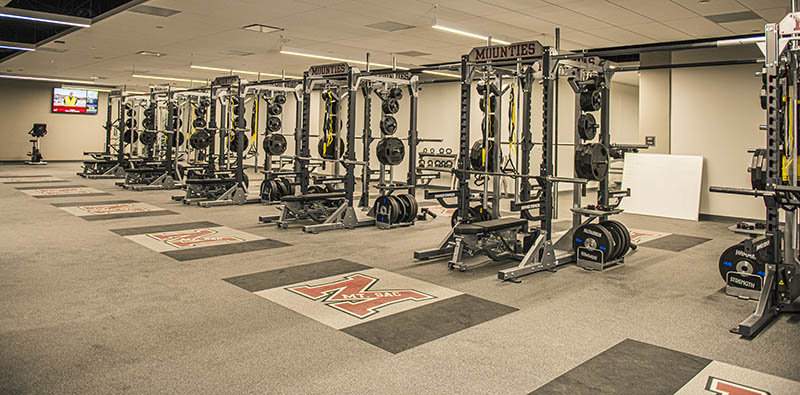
[129,5,182,17]
[705,11,761,24]
[396,50,430,57]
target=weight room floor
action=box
[1,162,798,394]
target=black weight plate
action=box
[318,137,345,159]
[229,133,249,152]
[274,95,287,105]
[139,131,157,146]
[750,149,767,190]
[281,178,295,196]
[125,119,137,129]
[380,116,398,135]
[407,194,418,222]
[189,130,211,150]
[389,196,402,224]
[719,242,766,282]
[573,223,614,260]
[580,90,601,112]
[276,178,289,198]
[172,132,186,148]
[396,194,411,223]
[374,196,391,224]
[389,87,403,100]
[123,129,139,144]
[260,179,272,201]
[264,134,287,156]
[194,107,206,118]
[234,116,247,129]
[470,140,503,172]
[376,137,405,166]
[604,220,631,259]
[143,108,154,118]
[382,99,400,114]
[268,104,283,116]
[599,221,622,261]
[575,143,608,181]
[267,116,282,133]
[577,113,598,140]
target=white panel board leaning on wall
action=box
[619,153,703,221]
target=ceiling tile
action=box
[669,0,748,16]
[753,7,791,23]
[718,19,769,34]
[624,22,695,41]
[559,0,653,26]
[662,16,735,37]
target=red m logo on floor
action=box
[148,229,243,248]
[706,377,770,395]
[288,274,434,319]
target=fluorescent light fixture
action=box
[62,85,113,92]
[422,70,459,78]
[0,6,91,28]
[432,24,511,45]
[242,24,283,34]
[190,65,302,79]
[0,40,34,51]
[280,49,410,70]
[132,74,207,84]
[137,50,166,57]
[0,74,94,84]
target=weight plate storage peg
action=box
[573,223,615,261]
[580,90,602,112]
[575,143,609,181]
[264,134,287,156]
[376,137,405,166]
[382,99,400,114]
[718,242,766,281]
[380,116,398,135]
[577,113,598,140]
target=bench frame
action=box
[259,194,373,233]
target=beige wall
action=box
[0,79,108,161]
[638,52,671,154]
[670,46,765,219]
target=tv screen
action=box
[52,88,98,114]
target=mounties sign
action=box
[468,41,543,62]
[309,62,349,77]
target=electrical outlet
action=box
[645,136,655,146]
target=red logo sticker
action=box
[148,229,243,248]
[288,274,434,319]
[79,203,149,214]
[37,188,86,195]
[706,376,770,395]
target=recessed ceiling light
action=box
[0,41,35,51]
[137,50,166,57]
[366,21,415,32]
[218,49,254,57]
[242,24,284,34]
[396,50,431,57]
[129,5,181,17]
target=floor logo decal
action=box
[287,273,434,319]
[53,200,177,221]
[706,377,770,395]
[628,228,671,244]
[224,259,517,353]
[110,221,289,261]
[148,228,244,249]
[17,185,110,198]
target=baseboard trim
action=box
[699,213,760,223]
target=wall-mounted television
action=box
[52,88,99,114]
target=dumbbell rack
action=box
[417,151,457,189]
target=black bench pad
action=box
[455,217,527,235]
[185,178,236,185]
[127,167,167,173]
[282,192,346,203]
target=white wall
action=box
[670,46,765,219]
[639,52,672,154]
[0,79,109,161]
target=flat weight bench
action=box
[450,217,529,271]
[281,192,346,203]
[454,217,528,235]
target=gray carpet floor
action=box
[0,162,798,394]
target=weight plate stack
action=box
[718,242,766,282]
[573,223,615,261]
[601,220,631,260]
[376,137,405,166]
[749,148,767,190]
[575,143,609,181]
